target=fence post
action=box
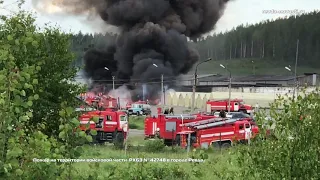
[187,133,191,155]
[124,115,129,156]
[172,129,174,150]
[220,132,222,153]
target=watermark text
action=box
[32,158,205,163]
[262,9,305,15]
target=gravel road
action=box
[128,129,144,136]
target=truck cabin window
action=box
[239,125,244,130]
[120,115,127,121]
[106,115,112,121]
[98,117,103,123]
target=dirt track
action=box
[129,129,144,136]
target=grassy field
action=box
[74,137,240,180]
[194,58,320,76]
[72,115,241,179]
[128,116,145,130]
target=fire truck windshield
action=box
[120,115,127,122]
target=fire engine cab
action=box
[79,93,118,110]
[206,99,253,114]
[177,118,259,149]
[144,112,217,145]
[78,110,128,145]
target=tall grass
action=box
[73,137,241,179]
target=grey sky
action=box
[1,0,319,35]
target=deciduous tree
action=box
[226,88,320,179]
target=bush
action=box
[144,139,165,153]
[128,116,145,130]
[222,88,320,179]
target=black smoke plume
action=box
[50,0,230,102]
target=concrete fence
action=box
[163,86,317,109]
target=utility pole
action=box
[192,58,212,111]
[293,39,299,99]
[252,60,255,75]
[192,73,197,111]
[124,114,129,156]
[292,14,299,99]
[220,64,231,113]
[228,72,231,113]
[161,74,164,105]
[112,76,115,90]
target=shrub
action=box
[144,139,165,153]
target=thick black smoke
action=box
[52,0,230,102]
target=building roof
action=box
[197,74,307,82]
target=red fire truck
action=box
[144,108,254,145]
[144,112,218,145]
[78,109,128,145]
[206,99,253,114]
[79,92,119,110]
[177,118,259,149]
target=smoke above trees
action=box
[32,0,231,102]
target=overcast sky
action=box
[1,0,319,35]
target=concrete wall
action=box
[164,86,317,109]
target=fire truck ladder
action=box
[165,115,196,119]
[208,98,242,102]
[193,119,238,130]
[181,117,228,127]
[75,96,97,111]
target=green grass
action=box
[126,135,145,146]
[74,137,240,179]
[128,116,145,130]
[194,58,320,76]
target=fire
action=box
[32,0,63,14]
[32,0,96,15]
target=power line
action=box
[73,74,209,82]
[75,78,197,84]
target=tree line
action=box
[70,10,320,68]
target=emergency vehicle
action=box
[144,110,217,145]
[177,118,259,149]
[78,109,128,145]
[206,99,253,114]
[79,92,118,110]
[144,108,254,145]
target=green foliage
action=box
[194,11,320,68]
[224,88,320,179]
[0,10,45,179]
[0,10,85,137]
[0,9,88,179]
[75,145,234,180]
[144,139,165,153]
[56,102,89,179]
[70,11,320,75]
[128,116,145,130]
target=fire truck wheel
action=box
[114,132,124,148]
[175,135,181,146]
[221,142,231,148]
